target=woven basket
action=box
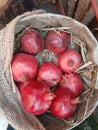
[0,10,98,130]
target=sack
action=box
[0,10,98,130]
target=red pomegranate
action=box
[46,30,70,54]
[50,88,78,118]
[60,73,83,96]
[21,28,44,54]
[21,80,54,115]
[11,53,38,82]
[37,62,62,87]
[58,49,82,72]
[18,82,30,94]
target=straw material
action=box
[0,10,98,130]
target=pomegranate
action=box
[21,28,44,54]
[11,53,38,82]
[18,82,30,93]
[37,62,62,87]
[58,49,82,72]
[46,30,70,54]
[21,80,55,115]
[50,88,78,118]
[60,73,83,96]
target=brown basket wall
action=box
[0,10,98,130]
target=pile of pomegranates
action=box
[11,27,84,119]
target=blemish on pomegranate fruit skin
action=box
[67,59,74,67]
[58,49,82,72]
[46,30,70,54]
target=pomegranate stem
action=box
[71,97,80,105]
[45,93,56,100]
